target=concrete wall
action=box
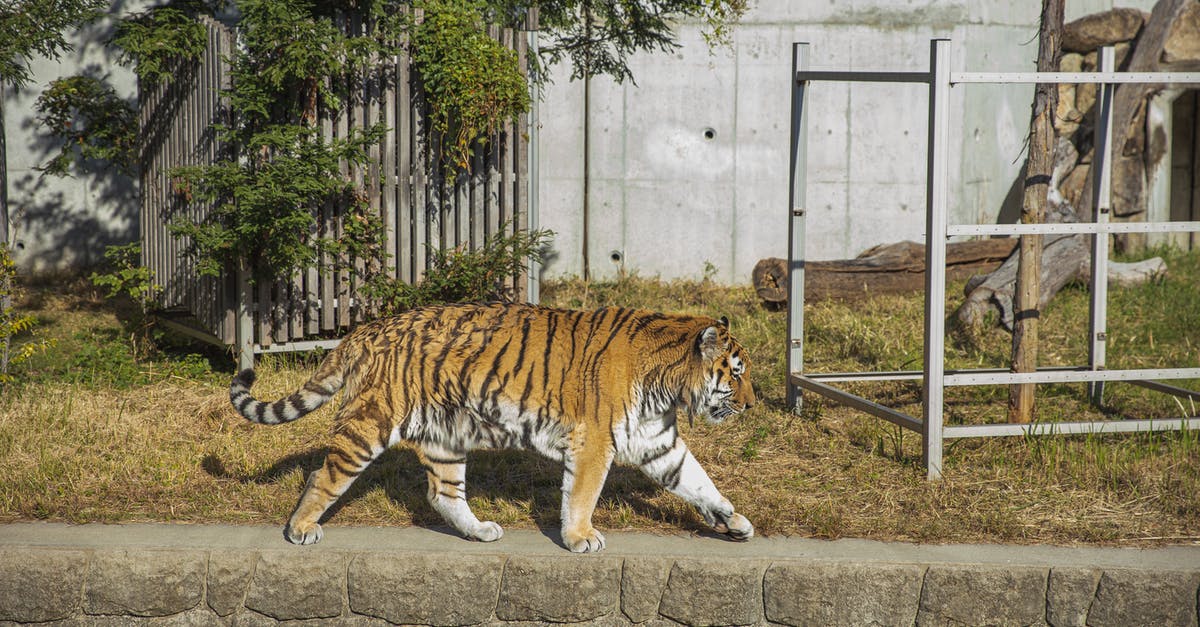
[3,523,1200,626]
[2,3,147,272]
[4,1,1161,277]
[537,0,1160,283]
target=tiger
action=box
[228,302,756,552]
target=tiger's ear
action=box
[718,315,729,328]
[698,326,722,360]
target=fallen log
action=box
[957,233,1167,329]
[752,239,1017,304]
[752,237,1166,317]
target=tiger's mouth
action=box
[704,401,746,424]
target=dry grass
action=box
[1,255,1198,546]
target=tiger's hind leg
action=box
[417,444,503,542]
[284,400,391,545]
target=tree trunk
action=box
[1010,0,1065,424]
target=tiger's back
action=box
[229,302,756,552]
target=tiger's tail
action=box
[228,349,348,425]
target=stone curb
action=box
[1,523,1198,626]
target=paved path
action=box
[2,521,1198,569]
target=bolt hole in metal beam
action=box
[703,127,716,140]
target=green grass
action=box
[0,250,1197,545]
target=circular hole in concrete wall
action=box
[703,127,716,140]
[610,250,623,264]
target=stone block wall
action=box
[2,546,1199,626]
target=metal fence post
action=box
[786,42,810,414]
[526,23,541,305]
[922,39,952,480]
[1088,46,1116,405]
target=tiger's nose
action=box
[741,387,757,410]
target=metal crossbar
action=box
[787,40,1200,480]
[948,222,1200,236]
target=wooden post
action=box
[1009,0,1064,424]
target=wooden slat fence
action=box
[140,13,536,351]
[139,16,236,344]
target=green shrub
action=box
[0,243,54,385]
[363,225,553,317]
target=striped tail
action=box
[229,355,346,425]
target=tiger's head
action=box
[687,316,756,424]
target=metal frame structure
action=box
[787,39,1200,480]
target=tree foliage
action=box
[413,0,530,168]
[0,242,54,384]
[171,123,386,278]
[110,2,208,86]
[532,0,748,83]
[34,75,138,176]
[0,0,107,88]
[24,0,744,315]
[362,225,553,317]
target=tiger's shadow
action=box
[201,447,710,540]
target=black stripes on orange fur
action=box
[226,302,756,549]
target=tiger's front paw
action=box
[284,521,324,545]
[718,513,754,541]
[467,520,504,542]
[563,526,607,553]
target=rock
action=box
[764,562,924,626]
[1060,162,1090,209]
[0,549,87,622]
[1163,2,1200,65]
[1056,83,1081,136]
[1077,42,1131,117]
[1064,8,1147,53]
[1087,569,1200,627]
[1056,54,1085,137]
[1076,81,1097,121]
[207,550,259,617]
[620,557,672,623]
[1113,152,1146,217]
[1047,568,1101,627]
[657,559,764,626]
[1060,52,1084,72]
[1052,137,1080,203]
[349,552,506,626]
[916,565,1047,626]
[495,555,621,623]
[244,551,345,621]
[84,549,205,617]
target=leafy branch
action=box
[34,75,138,177]
[361,224,554,317]
[0,242,54,385]
[412,0,530,169]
